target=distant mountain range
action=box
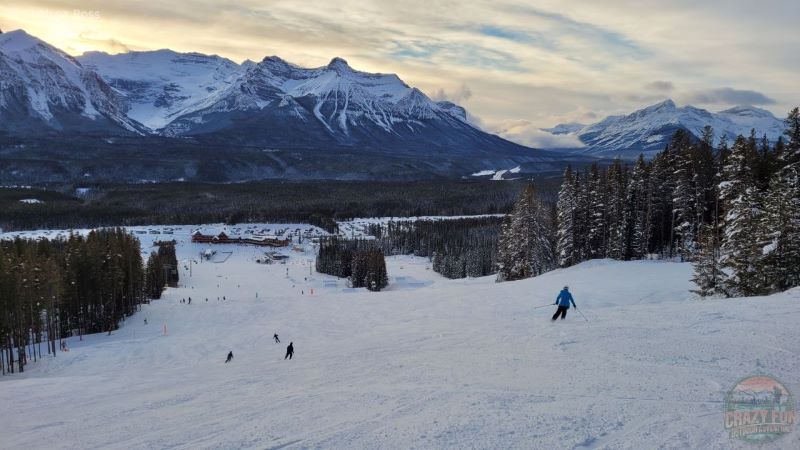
[0,29,787,182]
[0,29,592,182]
[542,99,786,158]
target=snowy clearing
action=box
[0,225,798,449]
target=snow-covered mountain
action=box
[0,29,545,162]
[77,49,242,129]
[0,30,146,135]
[156,55,498,154]
[543,100,786,158]
[0,29,588,182]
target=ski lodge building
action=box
[191,230,290,247]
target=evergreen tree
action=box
[556,166,578,267]
[691,224,727,297]
[625,155,649,259]
[605,158,628,260]
[585,164,607,258]
[759,108,800,292]
[496,185,555,282]
[671,131,698,259]
[720,135,766,296]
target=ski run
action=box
[0,224,798,449]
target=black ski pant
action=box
[552,306,568,320]
[285,352,293,360]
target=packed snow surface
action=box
[1,224,798,449]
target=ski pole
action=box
[533,303,554,309]
[576,307,589,322]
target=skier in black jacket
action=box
[273,333,280,343]
[225,351,234,363]
[285,342,294,360]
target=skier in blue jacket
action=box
[552,286,576,320]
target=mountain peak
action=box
[0,29,43,51]
[719,105,773,118]
[326,57,351,71]
[262,55,289,64]
[644,99,676,111]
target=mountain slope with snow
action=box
[0,30,147,135]
[78,50,243,130]
[0,29,567,170]
[158,56,523,156]
[544,100,786,158]
[1,224,798,449]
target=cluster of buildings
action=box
[191,230,290,247]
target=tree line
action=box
[315,237,388,291]
[0,229,176,374]
[145,242,179,299]
[552,107,800,297]
[365,218,503,279]
[0,179,541,234]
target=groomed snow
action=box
[0,224,798,449]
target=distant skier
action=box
[285,342,294,360]
[274,333,280,343]
[144,318,148,325]
[188,297,192,304]
[225,351,234,363]
[552,286,577,321]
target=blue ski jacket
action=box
[555,289,576,308]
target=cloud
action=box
[489,119,585,149]
[683,87,776,105]
[503,4,646,59]
[430,84,472,103]
[77,33,132,53]
[475,25,556,50]
[387,40,525,72]
[644,80,674,92]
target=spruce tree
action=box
[759,108,800,292]
[585,164,607,259]
[625,155,649,259]
[720,135,766,296]
[556,166,578,267]
[671,131,698,259]
[691,224,727,297]
[496,185,555,282]
[605,158,628,260]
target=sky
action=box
[2,0,798,147]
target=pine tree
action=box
[720,135,766,296]
[556,166,578,267]
[605,158,628,260]
[625,154,649,259]
[496,185,555,281]
[759,108,800,292]
[671,131,699,260]
[586,164,607,258]
[644,148,675,256]
[691,224,727,297]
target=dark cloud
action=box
[685,87,775,105]
[644,80,674,92]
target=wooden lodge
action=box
[191,231,290,247]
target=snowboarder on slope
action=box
[552,286,576,320]
[285,342,294,360]
[274,333,280,343]
[225,351,234,363]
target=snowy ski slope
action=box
[0,224,798,449]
